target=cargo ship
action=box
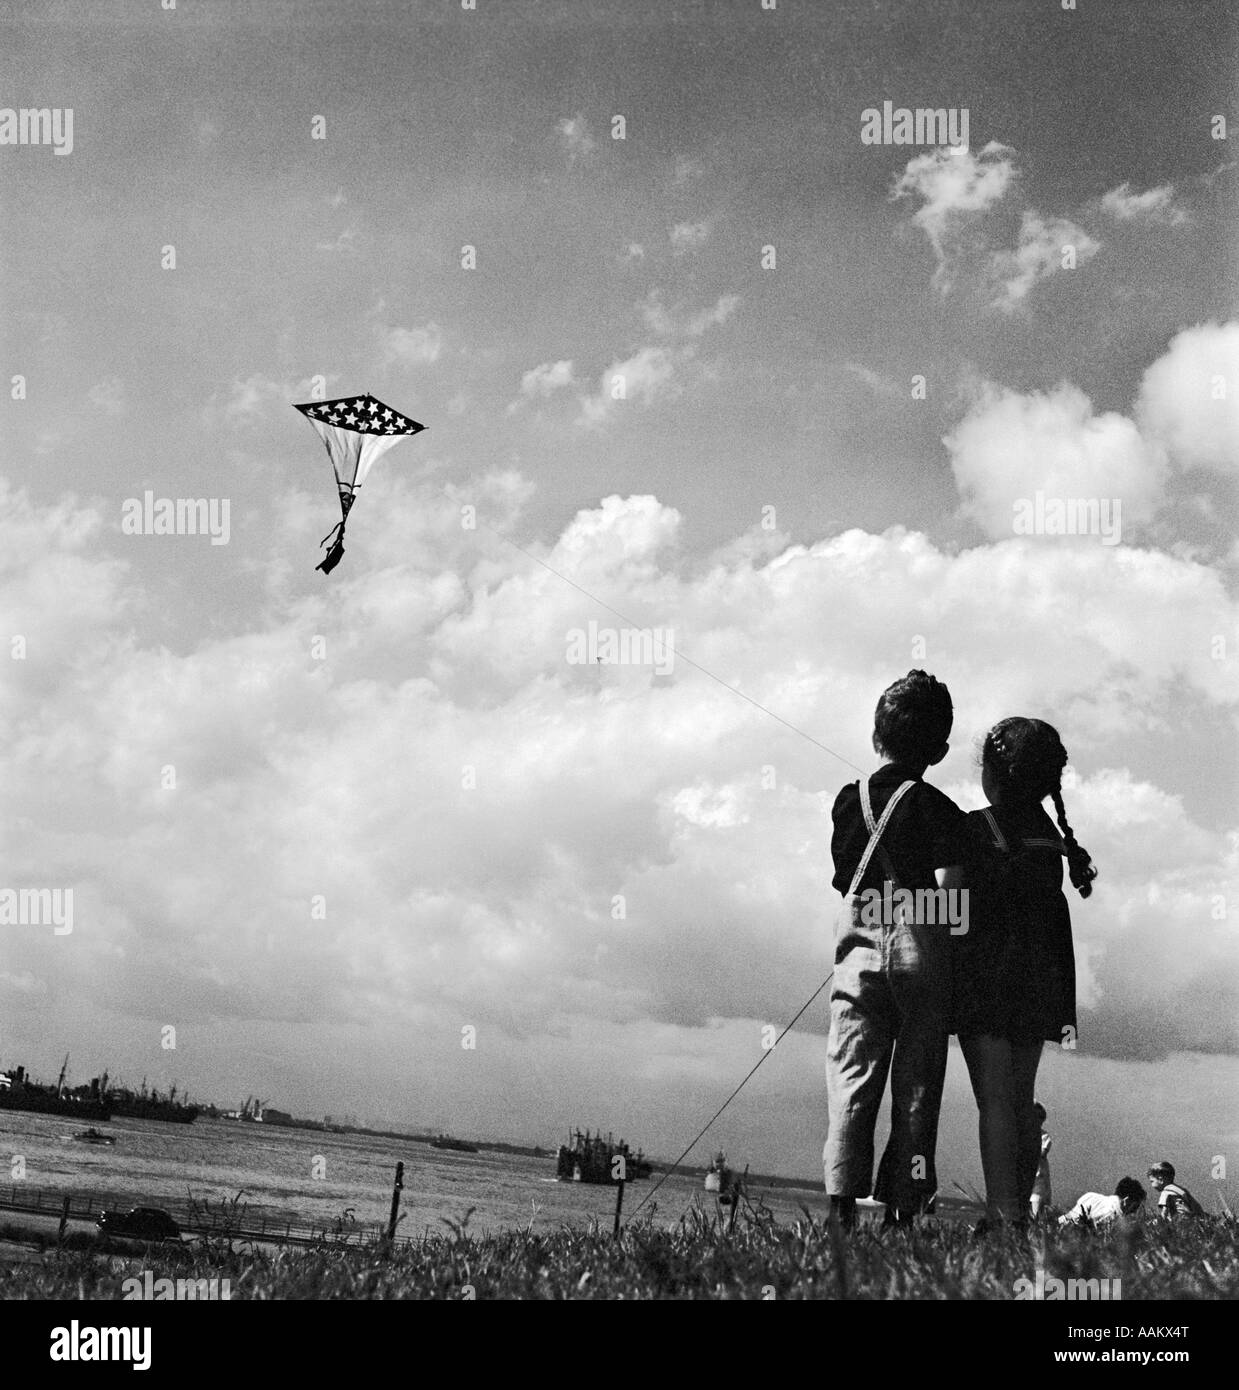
[0,1061,112,1122]
[555,1128,652,1184]
[429,1134,478,1153]
[106,1079,198,1125]
[0,1059,197,1125]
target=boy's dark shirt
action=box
[831,762,967,895]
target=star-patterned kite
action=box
[293,392,427,573]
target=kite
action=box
[293,392,426,574]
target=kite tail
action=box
[317,519,347,574]
[316,486,356,573]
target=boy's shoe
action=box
[829,1196,857,1232]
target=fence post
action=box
[58,1195,71,1244]
[613,1174,625,1238]
[387,1161,404,1242]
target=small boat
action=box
[74,1128,116,1145]
[429,1134,478,1153]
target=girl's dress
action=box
[952,802,1078,1045]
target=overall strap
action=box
[847,779,915,897]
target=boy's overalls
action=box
[824,776,951,1213]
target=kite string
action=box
[626,968,834,1223]
[458,507,857,1224]
[471,516,865,776]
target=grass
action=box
[2,1201,1236,1299]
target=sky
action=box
[1,0,1237,1206]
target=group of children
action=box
[825,670,1101,1232]
[1028,1109,1204,1227]
[1056,1161,1205,1228]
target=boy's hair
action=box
[982,716,1098,898]
[872,670,953,764]
[1033,1101,1047,1123]
[1115,1176,1146,1205]
[1148,1161,1175,1181]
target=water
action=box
[0,1112,832,1236]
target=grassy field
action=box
[2,1201,1236,1300]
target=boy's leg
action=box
[824,916,895,1204]
[876,918,950,1215]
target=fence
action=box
[0,1183,415,1249]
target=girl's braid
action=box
[1051,786,1097,898]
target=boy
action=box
[1058,1177,1146,1229]
[1029,1101,1052,1218]
[825,670,966,1229]
[1147,1161,1204,1219]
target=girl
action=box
[953,718,1096,1229]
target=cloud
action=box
[508,359,576,412]
[207,373,287,426]
[669,220,711,254]
[557,114,595,161]
[381,322,443,368]
[519,360,576,398]
[945,380,1167,539]
[4,476,1236,1076]
[642,291,739,339]
[844,362,905,401]
[620,242,645,265]
[946,323,1239,546]
[316,224,360,255]
[88,376,126,417]
[892,140,1018,291]
[1100,181,1190,226]
[579,294,737,426]
[578,345,680,427]
[987,212,1101,312]
[1135,321,1239,476]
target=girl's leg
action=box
[1012,1041,1044,1211]
[960,1034,1021,1223]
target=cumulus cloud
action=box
[1135,321,1239,476]
[987,212,1101,312]
[4,469,1237,1079]
[892,140,1018,291]
[946,379,1165,539]
[945,323,1239,542]
[1100,181,1190,226]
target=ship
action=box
[429,1134,479,1153]
[555,1128,652,1184]
[0,1060,112,1122]
[104,1074,199,1125]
